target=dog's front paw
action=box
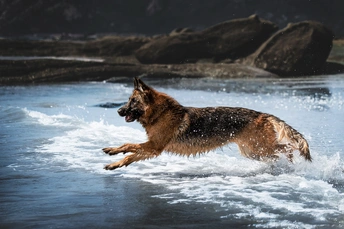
[104,162,120,170]
[102,147,120,155]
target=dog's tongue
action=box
[125,115,132,122]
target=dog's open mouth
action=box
[125,114,136,122]
[124,110,143,122]
[118,107,143,123]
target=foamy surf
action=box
[25,107,344,227]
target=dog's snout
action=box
[117,106,127,116]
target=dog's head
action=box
[118,77,153,122]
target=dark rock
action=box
[170,28,194,36]
[135,33,209,64]
[0,36,150,57]
[201,15,279,61]
[0,39,84,56]
[135,15,278,64]
[243,21,334,76]
[94,102,127,108]
[0,59,277,85]
[320,61,344,75]
[83,36,150,56]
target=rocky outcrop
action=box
[83,36,151,56]
[201,15,278,60]
[0,36,150,57]
[0,59,277,85]
[1,15,343,85]
[135,15,278,64]
[243,21,334,76]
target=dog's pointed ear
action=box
[134,77,140,90]
[134,77,151,92]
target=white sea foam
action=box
[25,109,146,173]
[24,108,76,127]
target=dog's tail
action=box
[268,116,312,162]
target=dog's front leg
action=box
[102,143,141,155]
[103,141,164,170]
[104,153,157,170]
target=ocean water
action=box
[1,76,344,228]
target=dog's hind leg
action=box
[268,116,312,162]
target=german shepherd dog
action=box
[103,78,311,170]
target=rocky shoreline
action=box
[1,15,344,85]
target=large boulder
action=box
[243,21,334,76]
[135,15,278,64]
[135,33,209,64]
[201,15,278,60]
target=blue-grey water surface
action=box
[1,76,344,228]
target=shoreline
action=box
[0,59,280,85]
[1,60,343,86]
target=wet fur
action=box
[103,78,311,170]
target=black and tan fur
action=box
[103,78,311,170]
